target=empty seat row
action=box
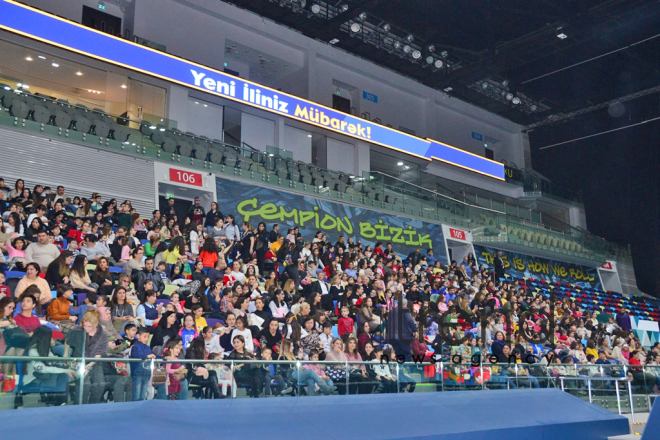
[506,225,582,252]
[1,87,132,143]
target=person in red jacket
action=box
[628,350,660,392]
[373,242,385,258]
[337,306,354,339]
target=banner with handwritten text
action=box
[216,177,447,262]
[474,245,600,288]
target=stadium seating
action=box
[506,275,660,321]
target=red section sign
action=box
[601,261,613,270]
[449,228,467,241]
[169,168,203,187]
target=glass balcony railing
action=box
[0,86,631,264]
[0,354,654,418]
[505,166,584,205]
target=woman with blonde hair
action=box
[79,308,109,404]
[283,278,296,302]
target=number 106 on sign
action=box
[169,168,203,187]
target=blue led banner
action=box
[0,0,504,180]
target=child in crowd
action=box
[206,352,235,398]
[338,306,354,338]
[109,323,138,356]
[179,313,199,349]
[303,350,333,394]
[50,224,64,249]
[129,327,156,401]
[67,238,80,257]
[192,304,208,332]
[157,262,170,285]
[69,292,97,319]
[319,322,333,355]
[96,294,110,322]
[169,292,184,314]
[261,347,292,397]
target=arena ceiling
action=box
[222,0,660,129]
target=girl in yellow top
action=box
[162,236,185,264]
[192,304,208,332]
[270,235,284,253]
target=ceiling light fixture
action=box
[426,56,434,65]
[76,71,83,76]
[403,45,411,54]
[411,50,421,59]
[340,4,348,12]
[121,84,127,89]
[440,50,448,58]
[38,55,46,59]
[427,44,435,53]
[25,56,32,61]
[556,27,567,39]
[329,38,339,45]
[350,22,361,33]
[406,34,414,43]
[512,97,521,105]
[397,161,404,166]
[505,93,513,101]
[51,62,59,67]
[382,23,391,32]
[358,12,367,21]
[311,4,320,14]
[434,59,444,69]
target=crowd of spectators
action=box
[0,176,659,405]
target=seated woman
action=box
[228,334,262,398]
[90,257,115,297]
[300,316,323,359]
[358,297,381,332]
[45,250,73,289]
[259,318,283,353]
[14,263,53,307]
[46,285,78,334]
[69,255,98,295]
[1,297,23,369]
[344,336,372,394]
[20,326,76,405]
[110,286,136,334]
[151,311,181,353]
[136,290,162,331]
[185,336,221,399]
